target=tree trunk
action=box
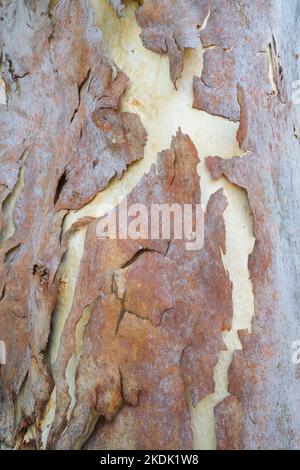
[0,0,299,450]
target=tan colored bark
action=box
[0,0,299,450]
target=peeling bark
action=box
[0,0,299,451]
[0,0,146,447]
[46,130,232,449]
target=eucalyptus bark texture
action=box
[0,0,299,450]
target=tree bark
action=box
[0,0,299,450]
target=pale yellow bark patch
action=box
[0,78,6,105]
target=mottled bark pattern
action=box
[0,0,299,450]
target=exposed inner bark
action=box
[0,0,299,451]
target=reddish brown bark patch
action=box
[135,0,209,87]
[46,130,232,449]
[200,0,300,451]
[0,0,146,447]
